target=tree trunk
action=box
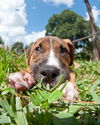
[84,0,100,61]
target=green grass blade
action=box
[0,115,11,124]
[50,75,64,92]
[48,90,63,103]
[0,97,14,117]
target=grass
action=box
[0,48,100,125]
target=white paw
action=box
[8,72,34,91]
[59,82,78,102]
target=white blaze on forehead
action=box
[46,38,60,68]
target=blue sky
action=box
[0,0,100,45]
[25,0,100,33]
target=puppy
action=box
[8,36,78,101]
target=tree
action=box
[84,0,100,61]
[46,9,92,59]
[11,42,24,54]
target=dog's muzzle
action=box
[31,62,70,88]
[39,65,60,83]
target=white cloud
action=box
[0,0,45,46]
[86,6,100,27]
[23,30,46,45]
[42,0,74,7]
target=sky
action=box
[0,0,100,46]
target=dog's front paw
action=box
[8,72,34,92]
[62,82,78,103]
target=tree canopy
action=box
[46,9,93,59]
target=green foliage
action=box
[46,9,97,60]
[11,42,24,54]
[46,10,91,38]
[0,49,100,125]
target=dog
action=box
[8,36,78,101]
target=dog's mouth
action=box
[31,64,70,88]
[34,74,67,88]
[33,74,58,88]
[42,76,60,88]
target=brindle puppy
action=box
[8,36,78,101]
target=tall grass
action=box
[0,48,100,125]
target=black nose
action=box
[40,65,60,82]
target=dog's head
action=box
[27,36,74,87]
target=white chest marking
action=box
[46,39,60,68]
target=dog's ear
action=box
[63,39,74,65]
[26,42,35,65]
[26,42,34,57]
[26,38,43,65]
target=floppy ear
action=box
[26,42,35,65]
[27,42,34,57]
[26,38,43,65]
[63,39,74,65]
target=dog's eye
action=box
[59,45,68,53]
[35,45,41,52]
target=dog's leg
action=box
[73,61,80,68]
[8,67,35,92]
[59,69,78,102]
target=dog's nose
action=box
[40,66,60,82]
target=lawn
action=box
[0,48,100,125]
